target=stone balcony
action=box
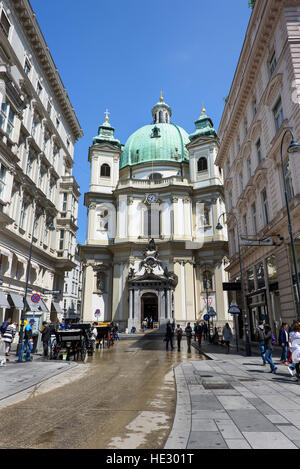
[117,176,190,189]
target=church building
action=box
[79,95,230,331]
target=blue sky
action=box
[30,0,252,244]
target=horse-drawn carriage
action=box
[50,323,94,361]
[95,322,115,349]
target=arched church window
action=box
[203,271,213,291]
[100,163,111,177]
[197,157,208,172]
[149,173,162,181]
[159,111,163,123]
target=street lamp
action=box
[280,130,300,318]
[216,212,252,356]
[16,218,55,355]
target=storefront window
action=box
[247,268,255,293]
[255,262,265,289]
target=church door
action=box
[141,293,158,323]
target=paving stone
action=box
[243,432,297,449]
[265,414,289,424]
[247,398,279,415]
[228,410,278,432]
[276,425,300,440]
[215,420,244,439]
[191,419,218,432]
[187,431,227,449]
[217,395,256,410]
[191,395,224,411]
[226,439,252,449]
[192,410,231,420]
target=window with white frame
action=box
[256,138,262,164]
[0,161,7,199]
[26,154,34,178]
[36,81,43,97]
[0,101,15,139]
[59,229,64,250]
[273,98,284,132]
[0,9,10,37]
[269,51,277,76]
[62,192,68,212]
[251,202,257,234]
[24,58,31,76]
[261,189,270,225]
[19,201,29,229]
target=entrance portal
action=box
[141,293,158,322]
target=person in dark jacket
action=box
[279,322,289,365]
[185,322,193,353]
[40,321,51,358]
[0,317,11,337]
[264,324,277,374]
[165,321,174,351]
[255,321,266,365]
[17,318,35,362]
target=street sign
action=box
[31,293,40,303]
[95,309,101,316]
[208,308,217,317]
[203,314,210,321]
[223,282,241,291]
[228,302,241,315]
[44,289,61,295]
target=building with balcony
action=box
[0,0,83,331]
[80,96,229,331]
[216,0,300,339]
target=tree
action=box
[248,0,256,9]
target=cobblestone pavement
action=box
[165,343,300,449]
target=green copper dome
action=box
[120,122,190,169]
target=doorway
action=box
[141,293,158,322]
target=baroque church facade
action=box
[80,96,230,331]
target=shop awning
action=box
[52,301,63,314]
[9,292,24,310]
[39,298,49,313]
[0,291,10,309]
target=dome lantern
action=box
[151,91,172,124]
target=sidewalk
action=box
[165,341,300,449]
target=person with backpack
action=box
[17,318,35,362]
[264,324,277,374]
[185,322,193,353]
[165,320,174,351]
[255,321,267,366]
[278,322,289,366]
[195,321,203,347]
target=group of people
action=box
[256,320,300,377]
[164,321,196,353]
[142,316,154,331]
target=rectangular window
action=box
[256,262,265,289]
[256,139,262,164]
[261,189,269,225]
[0,101,15,138]
[26,155,34,177]
[251,202,257,234]
[243,214,248,236]
[0,9,10,37]
[269,51,277,76]
[24,58,31,75]
[247,268,255,292]
[59,229,64,250]
[37,81,43,97]
[0,161,7,199]
[62,193,68,212]
[19,201,28,229]
[273,98,284,132]
[247,157,252,180]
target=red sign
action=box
[31,293,40,303]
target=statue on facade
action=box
[148,238,156,252]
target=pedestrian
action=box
[175,324,183,351]
[195,321,203,347]
[288,322,300,379]
[193,322,197,341]
[17,318,36,362]
[185,322,193,353]
[40,321,51,358]
[114,322,120,340]
[255,321,267,366]
[0,317,12,337]
[278,322,289,366]
[171,319,176,333]
[212,326,219,345]
[222,323,233,354]
[142,319,147,332]
[165,320,174,351]
[3,322,17,356]
[264,324,277,374]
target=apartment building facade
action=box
[216,0,300,339]
[0,0,83,331]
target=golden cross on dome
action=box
[160,90,164,102]
[104,108,110,122]
[201,103,206,115]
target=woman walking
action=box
[264,324,277,374]
[175,324,183,351]
[3,322,17,356]
[288,322,300,379]
[222,323,233,354]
